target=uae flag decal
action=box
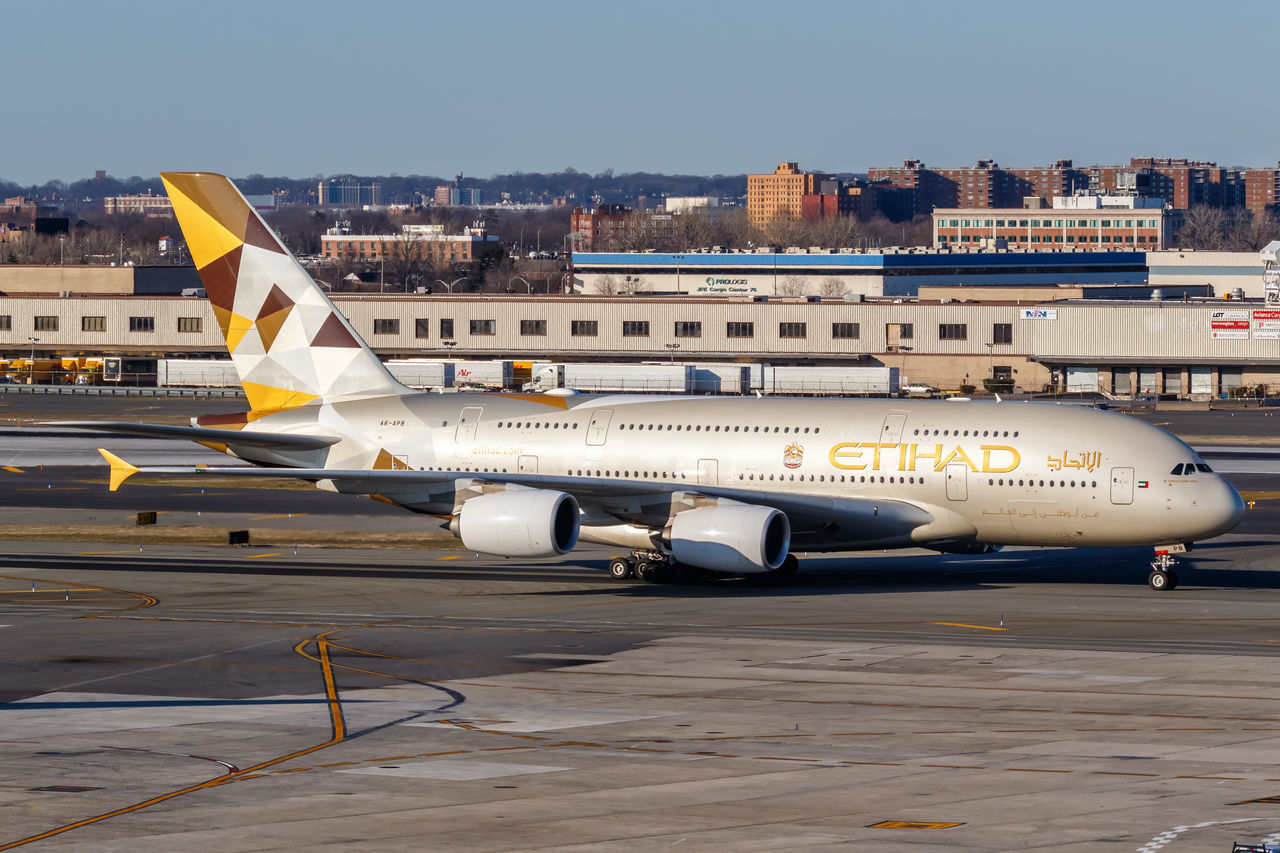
[1137,480,1150,488]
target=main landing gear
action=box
[607,551,801,584]
[609,550,683,583]
[1148,549,1180,591]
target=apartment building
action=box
[747,162,828,229]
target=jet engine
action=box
[450,489,580,558]
[668,505,790,574]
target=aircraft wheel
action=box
[609,558,634,580]
[635,561,663,583]
[1148,569,1172,591]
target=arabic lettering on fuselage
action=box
[1046,450,1102,473]
[828,442,1020,473]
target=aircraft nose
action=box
[1196,476,1245,540]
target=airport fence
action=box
[0,384,244,399]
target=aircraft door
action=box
[455,406,482,445]
[945,463,968,501]
[586,409,613,446]
[1110,466,1134,505]
[880,412,908,445]
[518,455,538,474]
[698,458,718,486]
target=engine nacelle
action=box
[450,489,580,558]
[669,505,790,574]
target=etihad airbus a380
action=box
[64,173,1244,591]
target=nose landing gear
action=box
[1148,548,1183,591]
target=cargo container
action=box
[445,360,514,390]
[523,363,694,393]
[156,359,238,387]
[690,364,753,395]
[384,360,454,389]
[762,365,898,396]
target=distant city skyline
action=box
[6,0,1278,186]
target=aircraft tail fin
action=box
[160,172,408,413]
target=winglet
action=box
[98,449,140,491]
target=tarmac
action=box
[3,396,1280,851]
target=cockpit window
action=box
[1195,463,1213,473]
[1170,464,1185,476]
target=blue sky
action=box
[6,0,1276,184]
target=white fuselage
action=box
[246,394,1245,552]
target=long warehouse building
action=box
[2,293,1278,396]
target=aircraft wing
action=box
[50,421,340,451]
[97,452,963,549]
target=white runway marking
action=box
[1136,818,1262,852]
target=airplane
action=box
[61,172,1244,592]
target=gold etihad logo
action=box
[829,442,1020,473]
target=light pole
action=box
[985,342,994,380]
[898,345,912,393]
[665,342,680,363]
[59,235,65,265]
[442,339,458,356]
[435,276,466,293]
[27,336,39,384]
[509,275,532,294]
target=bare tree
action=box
[618,275,645,295]
[379,229,431,291]
[777,275,807,296]
[1227,209,1280,251]
[818,277,848,297]
[592,273,618,295]
[1176,205,1229,249]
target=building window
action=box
[993,323,1012,344]
[674,321,702,338]
[779,322,807,338]
[0,315,10,331]
[726,321,754,338]
[832,322,860,339]
[622,320,650,337]
[939,323,967,340]
[415,319,431,338]
[570,320,598,336]
[129,316,155,333]
[177,317,202,334]
[82,316,106,332]
[34,316,58,332]
[470,319,496,336]
[373,319,399,335]
[520,319,547,336]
